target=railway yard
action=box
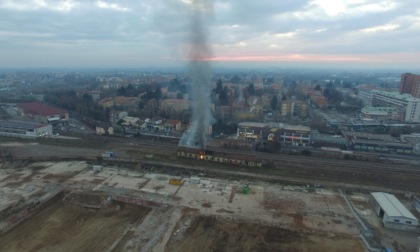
[0,136,420,251]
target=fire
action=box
[199,150,205,160]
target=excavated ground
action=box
[165,214,364,252]
[0,198,150,252]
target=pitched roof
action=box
[19,102,67,116]
[371,192,417,221]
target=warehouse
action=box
[369,192,418,231]
[0,120,52,138]
[237,122,310,146]
[18,102,69,124]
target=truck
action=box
[101,151,115,158]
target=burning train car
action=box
[177,147,263,167]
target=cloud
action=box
[0,0,419,68]
[361,23,400,32]
[95,1,130,12]
[0,0,78,12]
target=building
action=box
[165,119,182,132]
[77,90,101,102]
[371,90,420,122]
[0,120,52,138]
[278,124,311,146]
[342,130,415,154]
[399,73,420,98]
[358,90,373,105]
[311,134,349,149]
[98,96,139,110]
[95,122,113,135]
[310,94,328,109]
[18,102,69,124]
[360,106,401,121]
[237,122,311,146]
[369,192,418,231]
[281,100,308,118]
[160,99,190,112]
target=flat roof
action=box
[355,139,413,148]
[238,122,269,128]
[311,134,348,144]
[371,192,417,221]
[238,122,310,132]
[0,120,46,130]
[361,106,399,114]
[342,130,396,142]
[373,90,420,102]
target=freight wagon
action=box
[177,147,263,167]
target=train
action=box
[177,147,263,167]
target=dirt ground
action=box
[165,215,364,252]
[0,159,418,252]
[0,198,150,252]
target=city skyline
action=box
[1,0,420,69]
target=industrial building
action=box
[371,90,420,122]
[0,120,52,138]
[237,122,311,146]
[342,130,415,154]
[311,134,349,149]
[18,102,69,124]
[360,106,401,121]
[369,192,418,231]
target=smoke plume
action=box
[179,0,214,150]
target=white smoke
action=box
[179,0,214,150]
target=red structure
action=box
[399,73,420,98]
[18,102,69,123]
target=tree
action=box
[154,87,162,99]
[248,83,255,96]
[82,93,93,103]
[168,78,181,92]
[176,92,183,99]
[219,86,229,106]
[271,95,278,110]
[117,86,126,96]
[215,79,223,94]
[230,75,241,84]
[282,94,287,101]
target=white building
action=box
[369,192,418,231]
[371,90,420,122]
[0,120,52,138]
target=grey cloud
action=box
[0,0,419,67]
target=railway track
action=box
[2,133,419,192]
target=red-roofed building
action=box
[165,119,182,131]
[18,102,69,124]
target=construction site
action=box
[0,158,418,252]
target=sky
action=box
[0,0,420,70]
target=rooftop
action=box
[238,122,311,132]
[371,192,417,221]
[19,102,67,116]
[342,130,396,142]
[373,90,420,102]
[361,106,399,114]
[0,120,47,130]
